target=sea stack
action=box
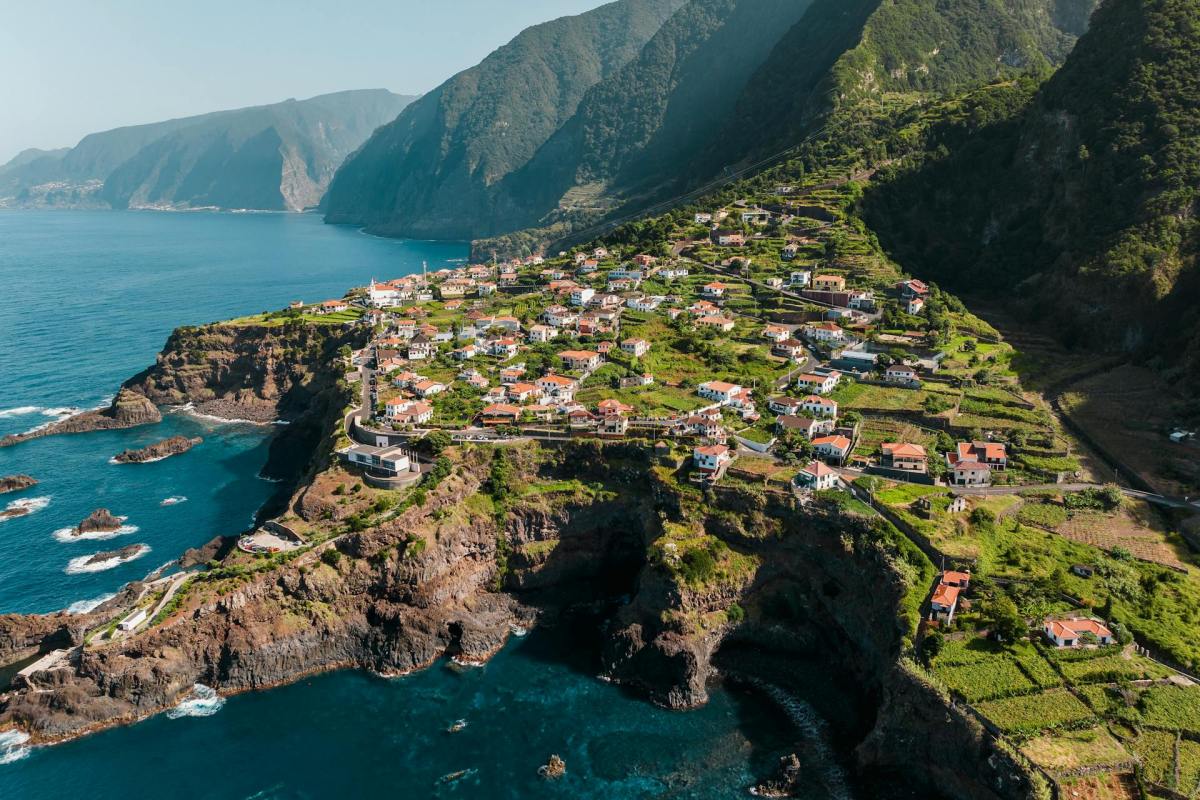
[76,509,124,534]
[113,436,202,464]
[0,474,37,494]
[84,543,144,566]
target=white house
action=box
[789,271,812,288]
[812,435,852,462]
[702,282,729,299]
[543,305,576,327]
[885,365,920,386]
[536,374,577,402]
[803,322,845,343]
[412,379,446,399]
[795,372,840,395]
[1044,617,1114,648]
[621,338,650,357]
[570,287,596,307]
[385,400,433,425]
[693,444,733,475]
[795,460,839,491]
[527,324,558,343]
[559,350,602,371]
[697,381,744,405]
[342,444,414,477]
[801,395,838,418]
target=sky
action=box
[0,0,608,164]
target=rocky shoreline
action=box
[74,509,125,535]
[113,436,202,464]
[0,322,1039,799]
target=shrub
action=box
[320,548,343,567]
[727,603,746,624]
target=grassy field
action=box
[975,688,1094,735]
[1021,727,1132,772]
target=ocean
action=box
[0,210,827,798]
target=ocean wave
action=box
[0,730,31,765]
[752,682,851,800]
[66,593,117,614]
[167,684,225,719]
[171,403,272,426]
[65,544,150,574]
[53,523,138,543]
[0,496,51,522]
[41,406,80,417]
[161,496,188,506]
[0,405,40,418]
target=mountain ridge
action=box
[0,90,415,211]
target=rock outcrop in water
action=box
[75,509,124,535]
[0,389,161,447]
[113,436,201,464]
[0,475,37,494]
[81,544,144,567]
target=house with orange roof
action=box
[812,435,852,462]
[479,403,522,426]
[558,350,602,371]
[813,275,846,292]
[506,382,543,404]
[801,395,838,418]
[882,442,928,472]
[1043,616,1114,648]
[621,338,650,357]
[794,460,839,491]
[693,444,733,474]
[795,372,840,395]
[696,315,735,333]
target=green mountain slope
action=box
[863,0,1200,386]
[321,0,687,239]
[498,0,816,221]
[0,90,414,211]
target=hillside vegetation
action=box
[864,0,1200,390]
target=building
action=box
[527,324,557,343]
[697,381,744,405]
[801,395,838,418]
[570,287,595,307]
[342,444,415,477]
[813,275,846,292]
[407,334,433,360]
[795,372,840,395]
[776,415,833,438]
[489,338,520,359]
[762,325,791,343]
[480,403,523,426]
[803,322,845,343]
[319,300,350,314]
[789,270,812,288]
[906,296,925,315]
[536,374,577,401]
[812,435,852,462]
[696,315,736,333]
[930,582,961,625]
[558,350,602,371]
[693,444,733,475]
[773,338,806,359]
[953,442,1008,470]
[713,230,745,247]
[885,365,920,386]
[412,379,446,398]
[702,282,728,299]
[949,461,991,487]
[795,460,839,491]
[621,338,651,357]
[384,400,433,425]
[506,382,543,404]
[768,397,804,415]
[1043,617,1114,648]
[881,442,928,472]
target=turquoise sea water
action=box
[0,210,463,615]
[0,210,828,798]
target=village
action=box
[266,194,1049,503]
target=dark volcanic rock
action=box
[0,474,37,494]
[113,436,201,464]
[76,509,124,534]
[84,544,143,566]
[0,389,161,447]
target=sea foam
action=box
[167,684,225,719]
[0,406,40,418]
[65,544,150,574]
[53,523,139,543]
[0,496,50,522]
[161,496,188,506]
[0,730,31,765]
[66,593,117,614]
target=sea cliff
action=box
[0,323,1042,798]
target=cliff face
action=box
[0,90,414,211]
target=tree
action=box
[418,430,452,456]
[920,630,945,664]
[984,595,1026,642]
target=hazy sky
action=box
[0,0,608,163]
